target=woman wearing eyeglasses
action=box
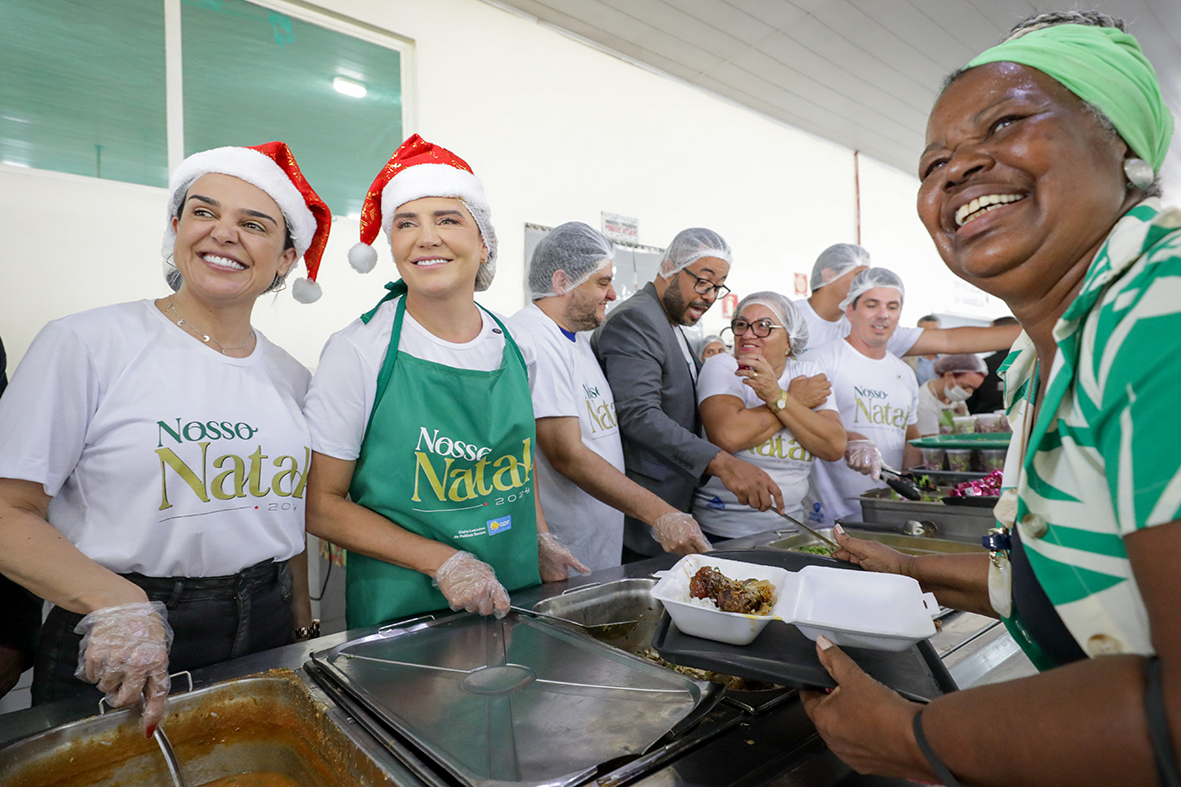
[693,292,846,538]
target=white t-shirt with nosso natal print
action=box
[303,295,538,520]
[806,338,918,524]
[507,303,624,572]
[692,353,838,538]
[0,300,311,577]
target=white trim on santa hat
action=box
[162,146,317,259]
[379,163,488,239]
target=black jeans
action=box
[32,558,294,706]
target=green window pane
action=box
[181,0,403,217]
[0,0,168,186]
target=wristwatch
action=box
[293,619,321,640]
[767,390,789,414]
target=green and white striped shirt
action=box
[998,199,1181,659]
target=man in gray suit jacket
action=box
[595,228,784,558]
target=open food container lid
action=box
[311,612,705,787]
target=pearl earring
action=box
[1124,158,1154,191]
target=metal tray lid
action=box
[312,612,704,787]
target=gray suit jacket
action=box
[594,282,721,555]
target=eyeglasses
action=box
[730,318,784,338]
[680,269,730,298]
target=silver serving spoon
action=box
[772,509,843,552]
[153,726,188,787]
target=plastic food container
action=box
[974,414,1002,433]
[946,448,972,472]
[952,415,976,434]
[919,447,946,471]
[651,554,938,650]
[978,448,1006,472]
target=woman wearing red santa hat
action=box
[304,134,587,628]
[0,142,330,736]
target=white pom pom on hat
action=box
[292,277,323,303]
[348,242,378,273]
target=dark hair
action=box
[937,10,1161,198]
[167,189,296,294]
[991,315,1019,327]
[917,314,939,326]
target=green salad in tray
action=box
[791,544,838,557]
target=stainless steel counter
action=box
[0,537,1035,786]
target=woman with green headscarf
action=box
[798,11,1181,786]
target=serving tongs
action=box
[880,464,923,500]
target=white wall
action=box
[0,0,1005,373]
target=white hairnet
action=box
[934,354,988,376]
[658,228,732,278]
[460,199,498,292]
[839,267,906,311]
[810,243,871,290]
[700,334,724,348]
[736,290,810,358]
[528,222,614,300]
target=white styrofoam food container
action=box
[650,554,938,650]
[650,555,790,645]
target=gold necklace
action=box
[165,299,255,355]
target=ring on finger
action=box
[751,371,758,378]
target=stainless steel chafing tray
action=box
[310,611,707,787]
[0,671,398,787]
[771,526,984,556]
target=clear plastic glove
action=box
[538,532,591,581]
[432,551,511,618]
[74,601,172,737]
[653,512,712,556]
[844,439,883,479]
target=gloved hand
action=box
[653,512,712,556]
[74,601,172,737]
[538,532,591,582]
[844,439,883,479]
[432,551,511,618]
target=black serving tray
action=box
[650,549,957,703]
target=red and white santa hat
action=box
[163,141,332,303]
[347,134,498,291]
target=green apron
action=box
[345,282,540,628]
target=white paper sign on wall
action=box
[602,211,639,244]
[793,273,809,296]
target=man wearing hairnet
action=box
[806,268,922,525]
[795,243,1020,358]
[595,228,784,560]
[508,223,711,571]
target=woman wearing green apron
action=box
[304,136,587,628]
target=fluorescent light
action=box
[333,77,367,98]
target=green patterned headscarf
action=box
[966,24,1174,171]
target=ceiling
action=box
[485,0,1181,186]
